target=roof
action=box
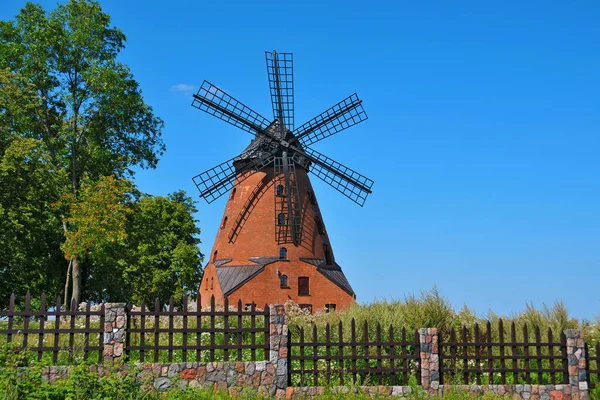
[317,266,355,296]
[215,264,265,296]
[214,258,355,297]
[233,120,308,170]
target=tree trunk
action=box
[63,259,72,309]
[71,256,81,306]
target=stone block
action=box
[180,368,196,380]
[245,362,255,375]
[154,377,172,391]
[226,369,236,386]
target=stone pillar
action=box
[565,329,588,399]
[419,328,440,390]
[269,304,288,398]
[104,303,127,363]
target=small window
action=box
[298,277,309,296]
[280,274,288,288]
[276,184,284,196]
[277,213,285,226]
[213,250,218,262]
[229,188,236,200]
[221,216,228,229]
[279,247,287,260]
[315,217,324,235]
[323,244,332,265]
[325,304,336,313]
[210,277,213,290]
[299,304,312,313]
[307,190,316,205]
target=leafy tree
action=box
[122,191,203,307]
[55,175,132,307]
[0,0,165,304]
[0,138,66,308]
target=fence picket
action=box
[37,294,46,362]
[23,292,30,351]
[223,297,229,362]
[53,296,61,364]
[180,296,187,362]
[498,319,506,384]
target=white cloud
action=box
[170,83,195,95]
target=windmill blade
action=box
[193,147,278,204]
[192,80,271,135]
[293,93,367,147]
[265,51,294,131]
[292,147,374,206]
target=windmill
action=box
[193,51,374,311]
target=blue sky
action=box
[2,1,599,318]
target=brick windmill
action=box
[193,51,373,312]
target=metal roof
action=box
[215,264,265,296]
[317,266,355,296]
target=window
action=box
[210,277,213,290]
[323,244,332,265]
[325,304,336,313]
[229,188,236,200]
[298,277,309,296]
[280,274,288,288]
[315,217,324,235]
[221,216,228,229]
[276,184,284,196]
[277,213,285,226]
[279,247,287,260]
[213,250,218,262]
[205,278,208,291]
[299,304,312,313]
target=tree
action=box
[121,191,203,307]
[55,175,132,307]
[0,1,165,304]
[0,137,66,308]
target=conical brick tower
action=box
[192,51,373,312]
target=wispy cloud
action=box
[170,83,195,96]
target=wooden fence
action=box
[125,296,270,363]
[0,293,597,391]
[439,320,568,385]
[289,320,420,386]
[0,293,104,364]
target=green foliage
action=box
[0,0,165,304]
[0,137,66,308]
[83,190,204,305]
[56,175,132,260]
[123,191,203,307]
[0,1,206,307]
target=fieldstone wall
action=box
[142,361,277,396]
[566,329,588,399]
[103,303,127,362]
[285,384,582,399]
[419,328,439,390]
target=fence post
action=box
[419,328,439,390]
[104,303,127,363]
[269,304,288,397]
[565,329,588,398]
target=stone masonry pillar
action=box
[565,329,588,399]
[419,328,440,390]
[269,304,288,398]
[104,303,127,363]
